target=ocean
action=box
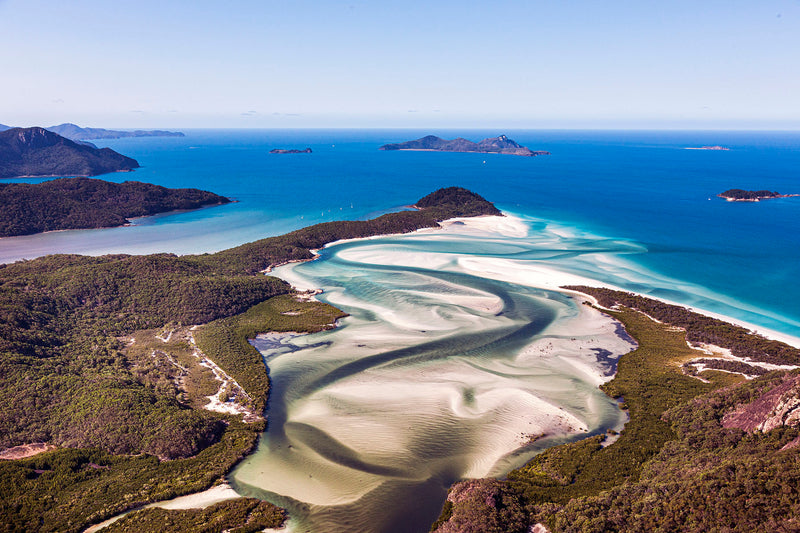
[3,129,799,338]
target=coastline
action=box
[403,213,800,348]
[54,207,800,533]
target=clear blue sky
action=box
[2,0,799,129]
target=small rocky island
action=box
[718,189,799,202]
[0,127,139,179]
[380,135,550,157]
[269,148,312,154]
[686,146,730,151]
[0,177,231,237]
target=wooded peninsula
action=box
[0,178,231,237]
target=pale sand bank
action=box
[83,483,242,533]
[442,214,800,348]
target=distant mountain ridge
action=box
[46,123,184,140]
[0,127,139,179]
[380,135,550,156]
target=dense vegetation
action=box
[0,128,139,179]
[433,289,800,533]
[103,498,285,533]
[194,294,346,412]
[0,187,499,531]
[0,177,230,236]
[567,286,800,365]
[0,419,263,533]
[718,189,783,200]
[0,252,290,455]
[683,357,770,377]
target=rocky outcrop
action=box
[432,479,529,533]
[722,374,800,437]
[380,135,550,156]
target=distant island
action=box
[0,127,139,179]
[685,145,730,151]
[718,189,799,202]
[46,123,184,141]
[0,122,183,141]
[269,148,312,154]
[0,177,231,237]
[380,135,550,157]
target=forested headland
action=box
[0,177,231,237]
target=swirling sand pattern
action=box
[231,216,636,533]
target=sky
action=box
[1,0,799,129]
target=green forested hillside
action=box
[0,177,230,236]
[0,127,139,179]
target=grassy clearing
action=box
[194,294,347,413]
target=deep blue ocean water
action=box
[3,129,799,337]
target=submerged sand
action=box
[230,215,636,533]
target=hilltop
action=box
[0,127,139,179]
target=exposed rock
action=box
[722,374,800,433]
[433,479,528,533]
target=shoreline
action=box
[437,214,800,348]
[83,483,242,533]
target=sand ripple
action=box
[230,215,636,533]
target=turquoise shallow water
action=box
[2,128,798,337]
[231,221,635,533]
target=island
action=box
[2,188,800,533]
[718,188,799,201]
[379,135,550,156]
[0,127,139,179]
[46,123,184,141]
[0,177,231,237]
[269,148,312,154]
[685,145,730,151]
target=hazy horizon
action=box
[1,0,799,130]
